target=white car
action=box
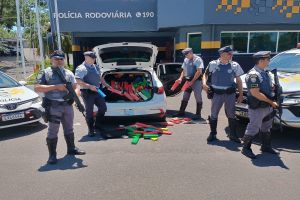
[0,71,43,129]
[93,42,167,120]
[236,47,300,128]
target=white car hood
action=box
[93,42,158,71]
[0,86,39,104]
[241,71,300,93]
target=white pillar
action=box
[15,0,26,79]
[54,0,62,51]
[35,0,45,70]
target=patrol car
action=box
[93,42,167,120]
[236,47,300,128]
[0,71,43,129]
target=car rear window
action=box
[99,46,153,64]
[165,64,182,74]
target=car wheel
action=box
[158,115,167,122]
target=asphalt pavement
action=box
[0,92,300,200]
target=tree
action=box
[0,0,16,29]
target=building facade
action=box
[47,0,300,71]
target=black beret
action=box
[253,51,271,59]
[83,51,96,58]
[182,48,193,56]
[50,50,65,59]
[218,46,233,54]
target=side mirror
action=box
[19,80,27,85]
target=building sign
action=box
[205,0,300,23]
[47,0,157,32]
[47,0,300,32]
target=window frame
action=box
[187,32,202,54]
[220,30,300,54]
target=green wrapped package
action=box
[143,134,158,139]
[131,135,141,145]
[141,89,151,99]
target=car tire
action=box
[158,115,167,122]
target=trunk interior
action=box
[102,71,154,103]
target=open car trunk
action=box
[103,71,154,103]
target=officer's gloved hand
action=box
[89,85,97,92]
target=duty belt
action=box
[49,99,70,106]
[211,87,236,95]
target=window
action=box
[221,32,247,53]
[278,32,300,52]
[221,31,300,54]
[188,33,202,54]
[249,32,277,53]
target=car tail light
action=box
[157,86,165,94]
[297,43,300,49]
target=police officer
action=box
[34,50,85,165]
[241,51,278,159]
[203,46,244,143]
[75,51,109,137]
[173,48,204,120]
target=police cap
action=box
[253,51,271,59]
[218,46,233,54]
[50,50,65,59]
[84,51,97,58]
[182,48,193,56]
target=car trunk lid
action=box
[93,42,158,70]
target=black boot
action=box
[207,116,218,142]
[64,133,86,155]
[173,101,188,117]
[241,135,256,159]
[228,118,241,143]
[261,132,278,154]
[95,113,107,139]
[86,118,95,137]
[192,102,203,120]
[46,137,58,164]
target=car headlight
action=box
[0,104,5,109]
[32,97,42,104]
[282,98,300,105]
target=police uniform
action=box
[75,51,107,137]
[37,50,85,165]
[174,48,204,120]
[206,46,244,143]
[242,51,277,159]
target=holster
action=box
[41,98,64,124]
[41,98,51,123]
[207,86,214,99]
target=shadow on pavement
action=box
[38,155,87,172]
[78,128,127,142]
[251,153,289,169]
[208,139,242,152]
[0,122,47,141]
[236,120,300,153]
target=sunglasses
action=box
[53,58,64,61]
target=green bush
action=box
[26,58,74,85]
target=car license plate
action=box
[2,112,25,121]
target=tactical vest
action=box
[44,67,70,100]
[83,64,101,88]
